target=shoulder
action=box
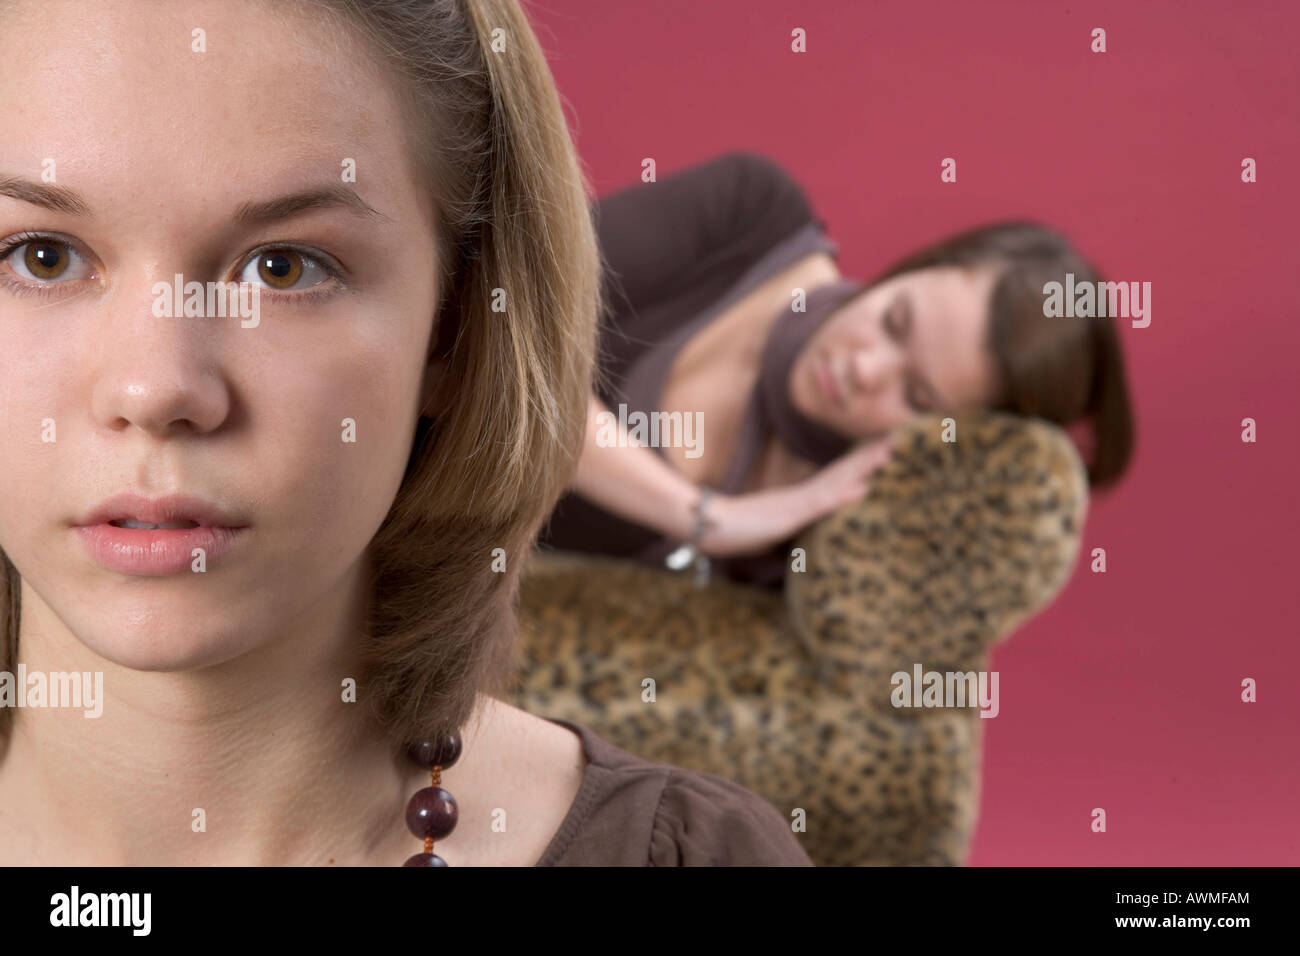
[649,763,813,867]
[711,150,817,220]
[451,699,587,866]
[712,150,805,193]
[659,150,817,235]
[539,717,814,867]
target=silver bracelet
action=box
[664,487,716,588]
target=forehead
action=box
[0,0,419,217]
[891,264,997,315]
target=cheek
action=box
[243,319,428,557]
[0,338,67,549]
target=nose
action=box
[88,275,234,438]
[846,341,903,396]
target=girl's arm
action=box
[570,392,895,558]
[570,393,701,542]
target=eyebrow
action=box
[896,293,948,410]
[233,185,391,225]
[0,177,391,225]
[0,177,88,216]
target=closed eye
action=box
[886,293,938,412]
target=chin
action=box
[42,584,276,673]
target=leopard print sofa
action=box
[511,411,1088,865]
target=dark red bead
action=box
[405,786,458,840]
[407,734,462,770]
[403,852,448,867]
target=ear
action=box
[419,353,452,418]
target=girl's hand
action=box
[696,436,894,558]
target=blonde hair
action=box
[0,0,602,753]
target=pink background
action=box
[530,0,1300,864]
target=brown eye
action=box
[24,240,68,279]
[256,250,304,289]
[237,246,333,294]
[1,235,92,284]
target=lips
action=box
[110,518,199,529]
[75,493,246,530]
[73,493,249,577]
[816,351,844,404]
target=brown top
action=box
[534,717,813,866]
[539,152,860,589]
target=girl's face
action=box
[0,0,446,669]
[790,265,1003,439]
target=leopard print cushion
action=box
[513,411,1088,865]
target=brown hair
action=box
[859,221,1135,489]
[0,0,602,753]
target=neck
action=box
[0,561,465,866]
